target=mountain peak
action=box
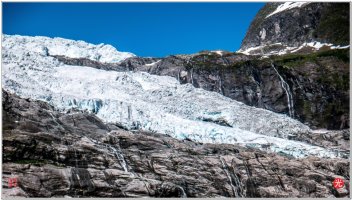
[239,2,350,55]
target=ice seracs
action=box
[2,35,344,159]
[3,35,348,159]
[2,34,135,63]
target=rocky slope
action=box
[2,91,350,198]
[239,2,350,54]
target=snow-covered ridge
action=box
[211,50,226,56]
[237,41,350,56]
[2,37,347,159]
[2,34,135,63]
[266,2,310,18]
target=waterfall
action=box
[106,145,129,173]
[232,170,244,197]
[88,137,134,176]
[177,71,180,82]
[270,63,294,117]
[260,48,294,117]
[49,112,60,126]
[219,157,237,197]
[190,68,194,85]
[218,74,223,95]
[176,185,187,198]
[73,148,78,168]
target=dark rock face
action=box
[240,3,350,50]
[2,91,350,197]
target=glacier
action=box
[2,35,345,159]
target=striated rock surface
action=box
[2,91,350,197]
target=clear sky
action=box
[3,3,264,57]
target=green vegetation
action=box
[324,101,346,122]
[316,49,349,62]
[187,55,225,70]
[271,49,349,68]
[268,49,349,91]
[302,100,313,120]
[317,72,349,91]
[188,52,257,71]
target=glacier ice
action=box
[2,35,345,159]
[2,34,135,63]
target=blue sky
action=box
[3,3,264,57]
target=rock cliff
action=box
[2,91,349,198]
[240,3,350,51]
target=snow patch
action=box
[266,2,310,18]
[211,51,224,56]
[144,60,161,67]
[237,42,350,56]
[312,129,329,134]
